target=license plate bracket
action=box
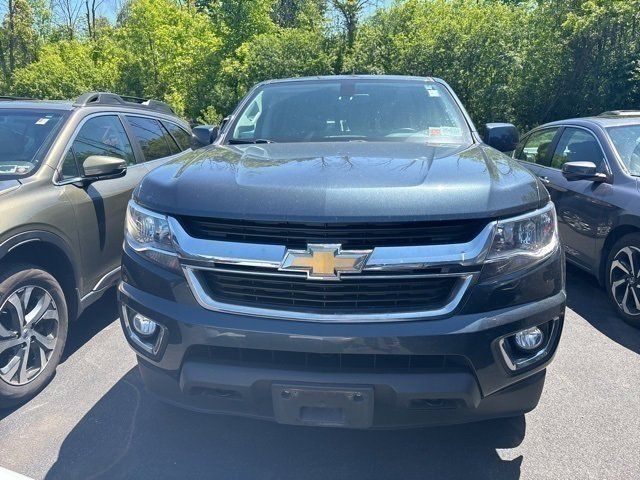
[271,384,374,429]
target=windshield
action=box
[606,124,640,175]
[0,108,67,177]
[228,80,472,145]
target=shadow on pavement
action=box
[61,288,119,363]
[565,264,640,355]
[45,367,525,480]
[34,265,639,479]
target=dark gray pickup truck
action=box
[118,76,565,429]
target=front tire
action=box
[0,264,68,408]
[606,234,640,328]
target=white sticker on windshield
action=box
[427,89,440,97]
[35,118,50,125]
[442,126,462,137]
[0,164,32,174]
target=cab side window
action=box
[126,116,179,161]
[233,91,263,140]
[514,128,558,166]
[161,121,191,151]
[61,115,135,180]
[550,128,605,170]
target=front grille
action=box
[188,345,471,374]
[198,266,460,314]
[177,217,487,249]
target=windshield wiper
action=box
[228,138,276,144]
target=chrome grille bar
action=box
[168,216,494,323]
[169,217,496,270]
[183,267,475,323]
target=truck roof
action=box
[259,75,438,85]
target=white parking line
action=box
[0,467,34,480]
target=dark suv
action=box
[119,76,565,429]
[0,93,193,407]
[515,111,640,327]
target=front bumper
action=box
[138,357,547,428]
[118,245,565,429]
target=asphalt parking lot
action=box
[0,265,639,480]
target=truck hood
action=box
[135,142,543,222]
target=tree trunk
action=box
[8,0,16,75]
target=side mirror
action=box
[562,161,607,182]
[484,123,519,153]
[82,155,127,180]
[192,125,219,149]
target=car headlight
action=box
[482,202,559,278]
[125,200,180,271]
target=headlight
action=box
[482,202,558,278]
[125,200,180,271]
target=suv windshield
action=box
[0,108,67,177]
[228,80,472,145]
[607,124,640,175]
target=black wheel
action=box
[606,234,640,328]
[0,264,68,408]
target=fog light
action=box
[514,326,544,351]
[132,313,158,337]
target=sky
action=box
[0,0,396,23]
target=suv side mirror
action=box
[82,155,127,180]
[484,123,519,153]
[192,125,219,149]
[562,161,608,182]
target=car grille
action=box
[187,345,471,374]
[197,266,461,314]
[177,217,487,249]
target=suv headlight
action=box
[483,202,559,278]
[125,200,180,271]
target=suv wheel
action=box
[606,234,640,328]
[0,265,68,407]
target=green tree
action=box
[0,0,39,88]
[10,38,118,98]
[6,0,640,132]
[232,27,334,90]
[348,0,525,127]
[533,0,640,124]
[196,0,276,53]
[116,0,221,117]
[271,0,326,28]
[212,26,335,116]
[331,0,376,48]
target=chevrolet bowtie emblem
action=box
[280,244,372,280]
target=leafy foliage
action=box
[348,0,525,127]
[0,0,40,87]
[222,27,334,103]
[2,0,640,131]
[196,0,276,53]
[115,0,221,117]
[11,38,118,98]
